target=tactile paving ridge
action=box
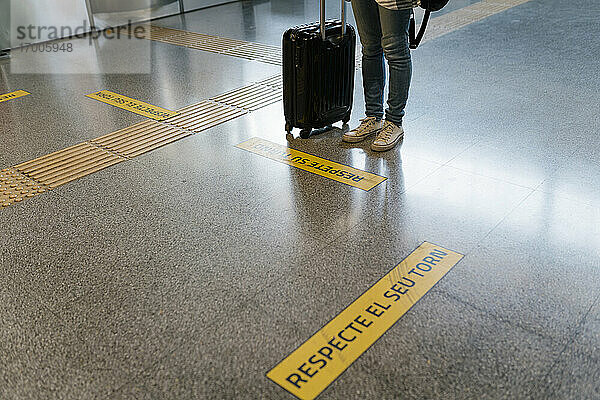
[141,25,181,41]
[256,75,283,91]
[90,120,192,158]
[0,168,49,207]
[141,25,282,66]
[164,101,247,133]
[13,142,126,189]
[209,75,283,111]
[221,42,282,65]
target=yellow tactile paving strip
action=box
[13,142,126,189]
[142,25,282,65]
[89,120,191,159]
[0,0,533,208]
[167,101,248,132]
[0,168,49,208]
[211,76,283,111]
[0,75,282,207]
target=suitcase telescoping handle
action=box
[320,0,347,41]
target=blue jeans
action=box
[351,0,412,126]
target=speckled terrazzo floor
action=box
[0,0,599,399]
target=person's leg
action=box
[370,6,411,151]
[343,0,386,143]
[350,0,385,120]
[378,6,412,126]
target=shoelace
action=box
[357,117,377,132]
[377,123,395,141]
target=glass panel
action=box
[9,0,90,45]
[90,0,181,29]
[1,0,9,50]
[182,0,234,13]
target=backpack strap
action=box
[409,9,431,50]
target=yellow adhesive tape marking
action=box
[236,137,387,191]
[0,90,30,103]
[86,90,179,121]
[267,242,464,400]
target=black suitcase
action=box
[283,0,356,139]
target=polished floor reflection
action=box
[0,0,599,399]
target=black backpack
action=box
[409,0,450,49]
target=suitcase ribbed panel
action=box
[314,27,355,125]
[283,20,356,131]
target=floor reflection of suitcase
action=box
[283,0,356,139]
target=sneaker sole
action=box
[370,133,404,152]
[342,129,381,143]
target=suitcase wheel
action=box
[299,128,312,139]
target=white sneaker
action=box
[342,117,384,143]
[371,120,404,152]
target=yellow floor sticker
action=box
[0,90,30,103]
[86,90,179,121]
[236,137,387,191]
[267,242,464,400]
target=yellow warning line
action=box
[0,90,30,103]
[236,137,387,191]
[267,242,464,400]
[86,90,180,121]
